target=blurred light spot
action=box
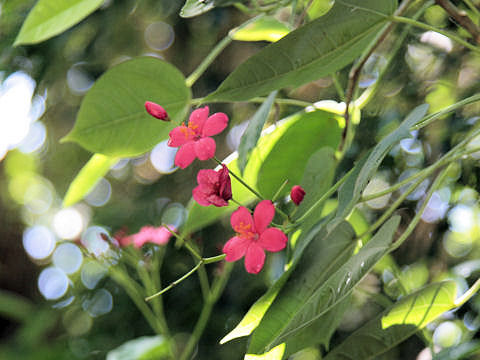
[453,259,480,278]
[416,347,432,360]
[359,54,386,88]
[226,121,248,151]
[448,205,475,233]
[443,231,472,258]
[24,179,54,214]
[420,31,453,52]
[400,138,422,154]
[150,140,177,174]
[85,178,111,207]
[463,311,480,331]
[18,121,47,153]
[457,187,478,205]
[363,177,391,209]
[399,169,430,201]
[53,242,83,274]
[81,226,110,257]
[53,207,85,239]
[110,159,129,180]
[81,259,107,289]
[82,288,113,317]
[134,154,161,183]
[144,21,174,51]
[67,63,94,95]
[111,158,128,170]
[406,44,442,79]
[467,135,480,159]
[63,308,92,336]
[52,295,75,309]
[161,202,187,228]
[0,72,36,160]
[38,267,69,300]
[420,190,449,223]
[433,321,462,348]
[23,225,56,260]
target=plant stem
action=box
[391,15,480,53]
[331,73,346,102]
[435,0,480,43]
[186,35,233,88]
[271,179,290,202]
[455,278,480,307]
[179,263,233,360]
[191,97,312,107]
[164,224,202,260]
[463,0,480,18]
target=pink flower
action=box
[290,185,306,205]
[223,200,287,274]
[145,101,169,121]
[117,226,175,248]
[168,106,228,169]
[193,164,232,207]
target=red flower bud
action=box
[145,101,169,121]
[193,164,232,207]
[290,185,306,205]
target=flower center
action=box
[236,222,257,241]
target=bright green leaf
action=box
[180,0,243,18]
[336,104,429,220]
[106,336,171,360]
[304,0,335,20]
[245,343,285,360]
[62,57,191,157]
[324,281,457,360]
[63,153,118,207]
[14,0,104,46]
[231,17,290,42]
[249,216,400,354]
[205,0,396,102]
[238,91,277,173]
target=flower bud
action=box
[290,185,306,205]
[145,101,169,121]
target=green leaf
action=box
[63,153,118,207]
[106,336,172,360]
[180,0,243,18]
[433,340,480,360]
[231,17,290,42]
[62,57,191,157]
[248,216,400,355]
[14,0,104,46]
[238,91,277,173]
[336,104,429,220]
[182,107,342,235]
[324,281,457,360]
[205,0,396,102]
[303,0,335,20]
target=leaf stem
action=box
[191,96,312,107]
[331,73,346,102]
[455,278,480,307]
[463,0,480,18]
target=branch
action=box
[436,0,480,43]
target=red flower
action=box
[223,200,287,274]
[145,101,169,121]
[193,164,232,207]
[168,106,228,169]
[117,226,174,248]
[290,185,306,205]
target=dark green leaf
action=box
[182,107,342,235]
[238,91,277,173]
[324,281,457,360]
[336,104,429,220]
[14,0,104,46]
[106,336,172,360]
[63,153,118,207]
[248,216,400,355]
[205,0,397,102]
[62,57,191,157]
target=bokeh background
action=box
[1,0,480,359]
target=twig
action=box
[436,0,480,43]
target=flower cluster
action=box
[144,103,303,273]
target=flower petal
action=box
[202,112,229,137]
[192,186,211,206]
[254,200,275,234]
[205,194,228,207]
[189,106,209,134]
[196,168,219,186]
[168,126,196,147]
[258,228,287,252]
[194,137,216,160]
[175,142,197,168]
[223,236,250,262]
[231,206,255,234]
[244,243,266,274]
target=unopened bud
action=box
[145,101,169,121]
[290,185,306,206]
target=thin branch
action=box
[436,0,480,43]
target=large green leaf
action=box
[231,17,290,42]
[248,216,400,355]
[63,153,118,207]
[14,0,104,46]
[324,281,457,360]
[336,104,429,220]
[106,336,171,360]
[205,0,397,102]
[182,107,342,235]
[62,57,191,157]
[238,91,277,173]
